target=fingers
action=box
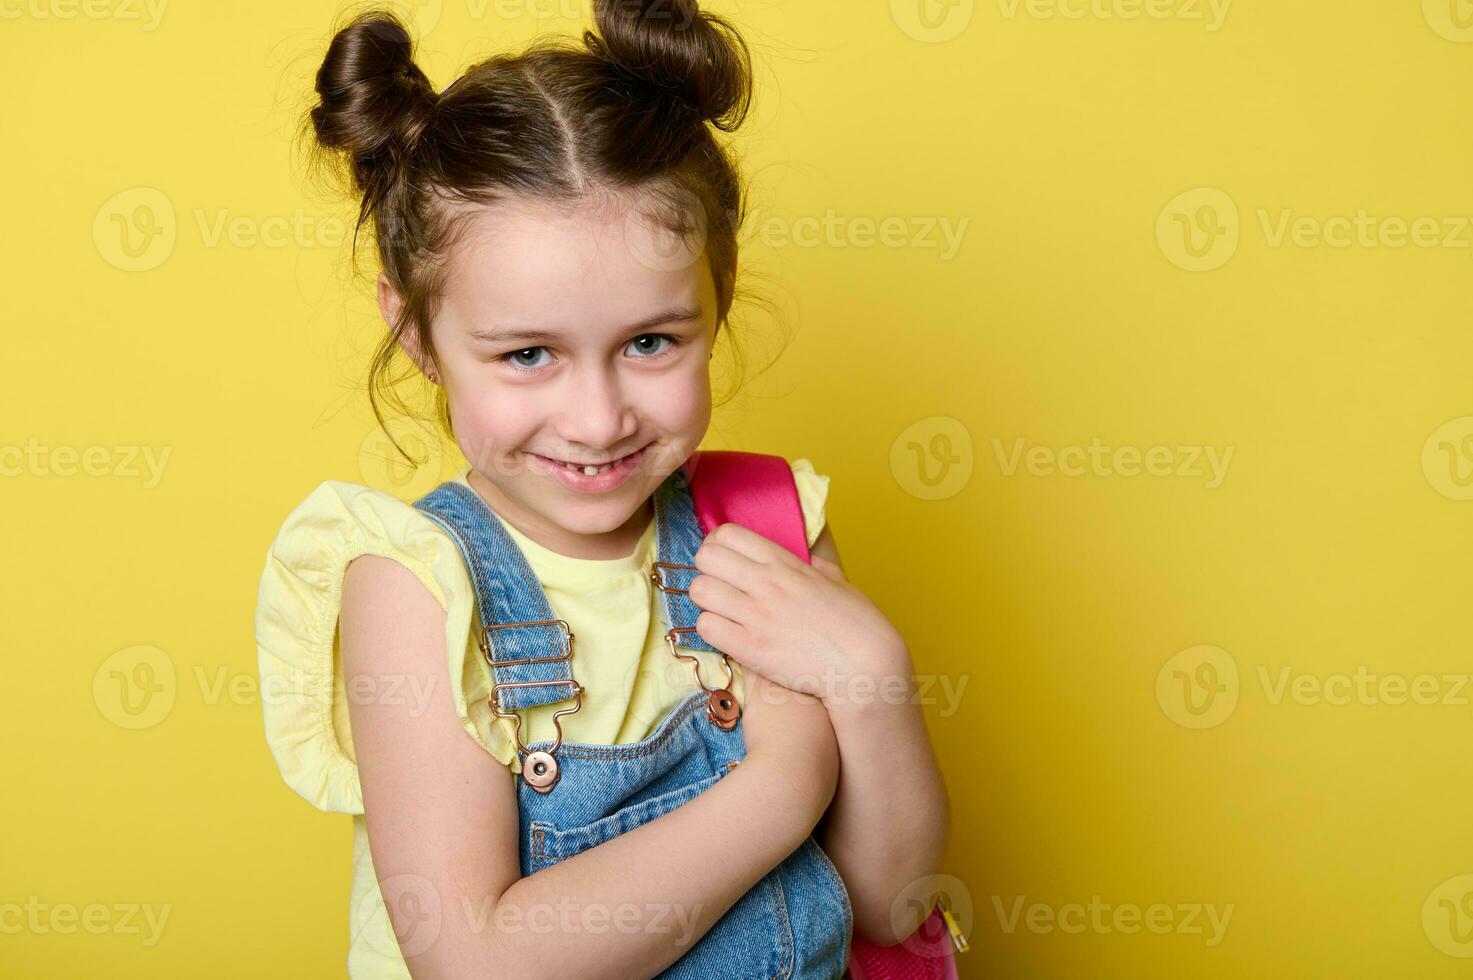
[698,522,803,567]
[687,569,755,624]
[693,608,748,654]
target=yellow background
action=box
[4,0,1472,975]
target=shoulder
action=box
[254,480,512,811]
[787,457,831,550]
[256,481,463,642]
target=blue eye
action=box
[501,347,551,372]
[497,334,681,374]
[628,334,679,358]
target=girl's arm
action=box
[685,519,954,947]
[340,554,839,980]
[814,651,951,945]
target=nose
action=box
[551,361,637,457]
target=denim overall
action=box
[413,467,853,979]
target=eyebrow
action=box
[467,305,704,346]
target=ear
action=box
[377,272,436,378]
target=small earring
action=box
[427,371,439,384]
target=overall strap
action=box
[412,466,719,708]
[650,464,722,654]
[411,482,576,712]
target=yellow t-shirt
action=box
[254,457,830,978]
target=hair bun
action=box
[585,0,752,132]
[308,11,437,195]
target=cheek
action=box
[639,364,712,432]
[448,388,542,467]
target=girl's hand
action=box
[737,667,839,820]
[690,523,908,708]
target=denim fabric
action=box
[413,468,852,978]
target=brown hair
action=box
[299,1,758,464]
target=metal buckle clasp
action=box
[650,560,696,594]
[665,627,740,730]
[482,618,581,793]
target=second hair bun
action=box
[585,0,752,131]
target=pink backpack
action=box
[682,450,965,980]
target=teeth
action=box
[561,458,615,475]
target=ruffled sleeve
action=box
[788,457,831,550]
[254,481,517,814]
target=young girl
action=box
[254,3,950,976]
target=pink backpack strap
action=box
[683,448,963,980]
[681,450,812,562]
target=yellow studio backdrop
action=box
[3,0,1471,976]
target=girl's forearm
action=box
[474,756,828,980]
[818,655,952,946]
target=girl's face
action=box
[383,192,719,560]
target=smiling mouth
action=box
[532,444,650,476]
